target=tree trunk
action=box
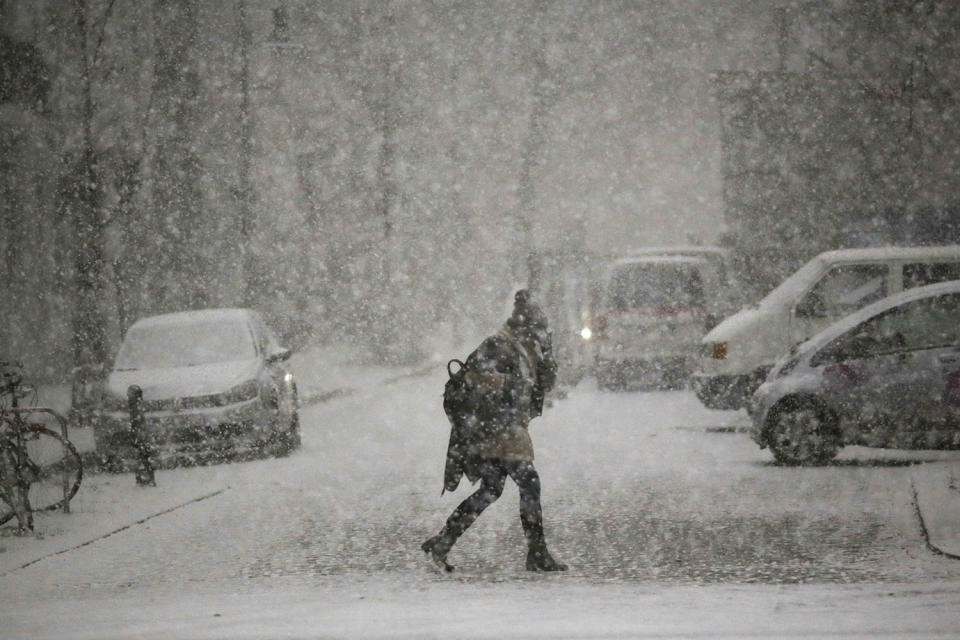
[237,0,255,307]
[150,0,205,312]
[69,0,108,427]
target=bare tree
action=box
[512,0,672,289]
[66,0,111,423]
[716,0,960,297]
[236,0,255,308]
[303,0,423,361]
[147,0,206,312]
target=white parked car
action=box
[694,245,960,410]
[95,308,299,467]
[749,280,960,465]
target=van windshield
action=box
[115,320,256,370]
[606,263,705,310]
[757,258,826,310]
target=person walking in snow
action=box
[422,289,567,572]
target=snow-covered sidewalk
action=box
[0,468,231,575]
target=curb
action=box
[911,463,960,559]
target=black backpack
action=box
[442,353,503,444]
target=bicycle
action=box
[0,361,83,533]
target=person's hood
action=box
[107,359,261,400]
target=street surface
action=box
[3,356,960,638]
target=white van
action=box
[692,245,960,410]
[592,247,735,389]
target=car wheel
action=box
[268,411,300,457]
[94,450,128,473]
[596,364,620,391]
[766,398,840,466]
[597,374,619,391]
[92,428,134,473]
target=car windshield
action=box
[114,319,256,370]
[606,263,705,309]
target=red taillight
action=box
[712,342,727,360]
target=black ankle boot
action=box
[421,535,455,572]
[526,545,567,572]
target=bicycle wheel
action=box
[0,443,28,527]
[0,424,82,525]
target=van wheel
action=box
[596,370,619,391]
[766,398,840,465]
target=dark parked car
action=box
[749,280,960,465]
[96,308,300,467]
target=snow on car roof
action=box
[623,245,729,257]
[611,254,709,267]
[130,308,257,328]
[758,245,960,310]
[815,245,960,263]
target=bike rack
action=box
[6,406,73,514]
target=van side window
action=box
[903,262,960,289]
[796,264,888,318]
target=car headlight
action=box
[223,380,260,404]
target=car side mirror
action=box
[266,348,292,364]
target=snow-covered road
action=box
[2,347,960,638]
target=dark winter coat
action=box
[443,323,557,492]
